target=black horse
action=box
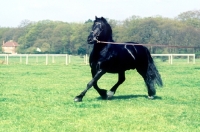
[74,16,163,102]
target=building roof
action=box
[2,40,19,47]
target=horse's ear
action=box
[95,16,98,19]
[101,17,106,21]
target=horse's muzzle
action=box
[87,36,96,44]
[87,37,93,44]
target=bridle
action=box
[91,22,103,41]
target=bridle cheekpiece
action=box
[91,22,103,41]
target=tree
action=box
[18,19,32,28]
[1,12,200,55]
[176,10,200,28]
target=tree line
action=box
[0,10,200,56]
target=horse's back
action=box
[101,44,137,72]
[89,44,149,73]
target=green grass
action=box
[0,62,200,131]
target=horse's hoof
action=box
[148,96,154,100]
[107,91,114,100]
[74,96,82,102]
[99,89,108,99]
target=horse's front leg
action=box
[107,71,126,99]
[91,67,108,99]
[74,69,106,102]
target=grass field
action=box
[0,61,200,131]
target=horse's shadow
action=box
[96,94,162,100]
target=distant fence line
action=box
[0,54,195,65]
[0,54,88,65]
[151,54,195,64]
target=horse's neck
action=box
[93,38,113,51]
[91,38,112,59]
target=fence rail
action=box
[0,54,196,65]
[0,54,87,65]
[151,54,195,64]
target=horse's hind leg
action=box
[107,71,125,99]
[136,67,156,99]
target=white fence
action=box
[151,54,195,64]
[0,54,88,65]
[0,54,195,65]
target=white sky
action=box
[0,0,200,27]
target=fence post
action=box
[168,55,170,64]
[46,54,48,65]
[20,55,22,63]
[6,54,8,65]
[26,54,28,65]
[4,55,6,64]
[86,54,88,65]
[193,54,195,64]
[66,54,68,65]
[170,54,173,64]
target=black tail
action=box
[146,50,163,88]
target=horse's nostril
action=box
[88,38,93,43]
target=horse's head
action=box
[87,16,112,44]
